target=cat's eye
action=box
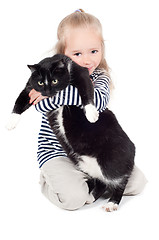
[52,79,58,85]
[38,81,44,86]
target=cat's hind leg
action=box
[102,188,124,212]
[102,179,128,212]
[87,178,109,203]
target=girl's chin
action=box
[88,67,94,75]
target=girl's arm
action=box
[29,89,47,105]
[36,73,110,168]
[93,73,110,112]
[34,73,110,114]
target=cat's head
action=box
[28,54,72,97]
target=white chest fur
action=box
[56,106,65,135]
[56,106,69,144]
[55,108,104,180]
[56,107,123,188]
[78,155,105,180]
[78,155,123,187]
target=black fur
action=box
[11,54,135,209]
[47,106,135,207]
[12,54,94,115]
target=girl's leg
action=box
[124,165,147,195]
[40,157,94,210]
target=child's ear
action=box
[27,64,39,73]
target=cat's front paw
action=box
[6,113,21,130]
[102,202,118,212]
[85,104,99,123]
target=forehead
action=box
[65,27,102,51]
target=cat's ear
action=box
[57,60,65,69]
[27,64,39,73]
[57,59,72,73]
[66,59,72,73]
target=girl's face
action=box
[64,27,102,75]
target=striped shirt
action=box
[35,69,110,168]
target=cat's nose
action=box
[45,89,52,97]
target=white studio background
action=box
[0,0,159,239]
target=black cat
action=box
[6,54,135,211]
[6,54,98,129]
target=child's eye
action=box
[74,52,81,57]
[91,50,98,54]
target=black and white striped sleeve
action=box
[35,72,110,114]
[36,70,110,168]
[35,85,81,114]
[94,73,110,112]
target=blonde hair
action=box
[55,9,111,78]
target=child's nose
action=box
[82,54,91,66]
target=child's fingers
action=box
[29,89,41,104]
[32,95,48,105]
[32,96,42,105]
[28,89,48,105]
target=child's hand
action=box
[29,89,47,105]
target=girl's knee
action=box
[40,158,95,210]
[47,186,90,210]
[58,191,88,210]
[124,165,147,196]
[40,171,93,210]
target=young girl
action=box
[29,9,147,210]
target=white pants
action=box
[40,157,147,210]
